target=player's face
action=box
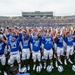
[67,32,70,36]
[58,32,60,36]
[24,36,28,40]
[46,33,49,37]
[35,36,38,40]
[38,32,42,36]
[22,30,26,34]
[12,37,16,41]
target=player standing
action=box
[0,30,8,75]
[30,34,42,70]
[21,29,31,71]
[64,29,75,65]
[42,32,54,69]
[8,34,21,72]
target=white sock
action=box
[19,64,21,70]
[10,64,13,67]
[34,64,36,67]
[40,63,42,67]
[50,62,53,65]
[44,62,46,65]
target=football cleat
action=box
[68,59,73,64]
[64,59,67,65]
[58,59,63,64]
[55,61,58,67]
[28,65,30,71]
[4,71,7,75]
[40,64,42,69]
[20,66,27,73]
[44,63,46,69]
[33,65,36,70]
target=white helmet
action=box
[72,65,75,72]
[20,66,27,73]
[46,65,52,73]
[58,66,64,73]
[36,66,41,73]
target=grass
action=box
[29,57,75,75]
[0,52,75,75]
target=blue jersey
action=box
[21,34,30,49]
[7,34,12,42]
[31,33,37,38]
[7,33,18,42]
[56,35,63,48]
[73,38,75,43]
[73,32,75,43]
[8,37,20,52]
[43,36,53,50]
[0,41,6,54]
[64,37,66,43]
[65,35,73,46]
[19,33,22,41]
[30,38,41,52]
[42,35,46,44]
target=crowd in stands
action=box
[0,16,75,27]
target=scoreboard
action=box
[22,11,53,17]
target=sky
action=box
[0,0,75,16]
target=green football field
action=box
[0,53,75,75]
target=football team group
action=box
[0,26,75,75]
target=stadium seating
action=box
[0,16,75,27]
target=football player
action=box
[42,32,54,69]
[64,29,75,65]
[0,30,8,75]
[8,34,21,72]
[55,30,64,67]
[30,33,42,70]
[21,29,31,71]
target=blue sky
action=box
[0,0,75,16]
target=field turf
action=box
[0,53,75,75]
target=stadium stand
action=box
[0,16,75,27]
